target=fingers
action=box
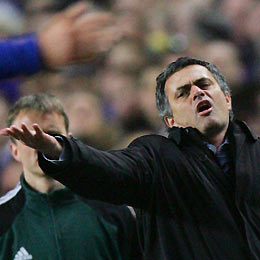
[38,2,121,67]
[32,124,46,140]
[74,12,114,32]
[1,123,37,143]
[0,123,59,156]
[9,125,26,140]
[22,123,43,143]
[32,123,43,134]
[0,128,10,136]
[64,1,88,20]
[77,27,122,58]
[21,123,33,137]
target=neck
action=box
[204,124,229,149]
[206,131,226,148]
[24,171,64,194]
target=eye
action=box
[177,92,184,98]
[200,82,210,88]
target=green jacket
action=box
[0,175,141,260]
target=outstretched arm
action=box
[0,122,154,207]
[0,123,62,159]
[0,2,120,79]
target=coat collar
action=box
[167,119,258,146]
[167,126,205,146]
[233,119,258,142]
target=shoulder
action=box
[0,183,25,235]
[127,134,180,161]
[233,120,259,142]
[128,134,172,149]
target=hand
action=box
[38,2,121,68]
[0,123,62,159]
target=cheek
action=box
[173,104,193,118]
[172,106,196,126]
[217,97,230,112]
[18,146,37,161]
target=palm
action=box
[0,123,60,158]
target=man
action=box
[0,2,120,79]
[1,57,260,259]
[0,93,141,260]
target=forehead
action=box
[13,110,66,131]
[165,65,216,91]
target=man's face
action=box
[10,110,67,176]
[164,65,232,136]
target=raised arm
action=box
[0,2,120,79]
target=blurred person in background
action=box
[95,69,151,134]
[0,1,120,79]
[106,40,146,75]
[198,40,245,89]
[138,66,166,134]
[65,90,121,150]
[0,96,16,191]
[0,93,142,260]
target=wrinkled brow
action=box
[176,77,213,91]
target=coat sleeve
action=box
[0,33,42,79]
[38,135,155,208]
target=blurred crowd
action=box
[0,0,259,195]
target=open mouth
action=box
[196,100,212,116]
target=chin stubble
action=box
[203,121,227,138]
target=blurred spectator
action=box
[138,66,165,132]
[0,0,25,36]
[96,69,152,133]
[65,90,121,150]
[198,40,245,89]
[0,95,21,195]
[106,40,146,74]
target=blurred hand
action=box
[38,2,121,68]
[0,123,62,159]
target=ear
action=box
[164,116,175,128]
[225,93,232,110]
[9,142,21,162]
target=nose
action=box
[192,85,204,101]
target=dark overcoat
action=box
[39,120,260,260]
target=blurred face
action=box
[164,65,232,137]
[10,110,67,176]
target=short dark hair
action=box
[7,93,69,132]
[156,56,232,121]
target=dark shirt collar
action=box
[205,138,229,154]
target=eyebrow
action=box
[194,77,213,85]
[176,77,213,91]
